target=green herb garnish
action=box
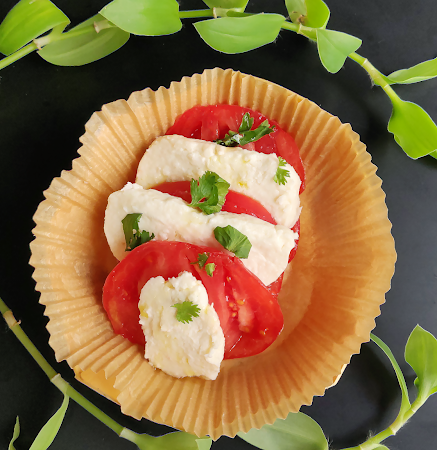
[273,156,290,185]
[188,171,230,215]
[191,252,216,277]
[121,213,154,251]
[213,225,252,259]
[172,300,201,324]
[215,112,275,147]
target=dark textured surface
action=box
[1,1,437,449]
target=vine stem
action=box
[0,41,37,70]
[0,297,153,447]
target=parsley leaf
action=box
[189,171,230,215]
[122,213,154,251]
[205,263,216,277]
[273,156,290,185]
[215,112,275,147]
[172,301,201,324]
[191,252,216,277]
[213,225,252,259]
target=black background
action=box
[1,1,437,449]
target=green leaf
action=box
[172,301,201,324]
[146,432,211,450]
[370,333,411,417]
[214,225,252,259]
[205,263,215,277]
[194,14,285,54]
[238,412,329,450]
[285,0,329,28]
[38,15,129,66]
[0,0,70,56]
[122,213,154,251]
[29,394,69,450]
[189,171,230,215]
[316,29,361,73]
[202,0,249,11]
[8,417,20,450]
[405,325,437,403]
[100,0,181,36]
[274,157,290,185]
[387,98,437,159]
[216,113,275,146]
[385,57,437,84]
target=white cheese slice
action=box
[139,271,225,380]
[104,183,297,285]
[135,135,301,228]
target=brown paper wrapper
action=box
[30,68,396,439]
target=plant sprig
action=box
[1,0,437,159]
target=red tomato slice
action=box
[103,241,284,360]
[166,104,305,193]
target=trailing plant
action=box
[2,296,437,449]
[0,0,437,159]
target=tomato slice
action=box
[103,241,284,360]
[166,104,305,193]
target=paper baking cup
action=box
[30,68,396,439]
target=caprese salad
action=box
[102,105,305,380]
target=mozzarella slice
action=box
[104,183,297,285]
[139,271,225,380]
[135,135,301,228]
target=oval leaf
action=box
[285,0,307,23]
[38,15,130,66]
[237,412,329,450]
[202,0,249,10]
[305,0,330,28]
[386,57,437,84]
[405,325,437,402]
[371,334,411,416]
[387,98,437,159]
[316,29,361,73]
[0,0,70,55]
[194,14,285,54]
[8,417,20,450]
[100,0,181,36]
[132,431,211,450]
[28,394,69,450]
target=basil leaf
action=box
[286,0,329,28]
[385,57,437,84]
[38,15,129,66]
[8,417,20,450]
[0,0,70,56]
[274,157,290,185]
[100,0,181,36]
[205,263,215,277]
[194,14,285,54]
[371,334,411,416]
[202,0,248,11]
[29,394,69,450]
[316,29,361,73]
[387,98,437,159]
[405,325,437,403]
[172,301,201,324]
[189,171,230,215]
[214,225,252,259]
[122,213,154,251]
[238,412,329,450]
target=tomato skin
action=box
[166,104,305,193]
[103,241,284,360]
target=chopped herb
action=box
[273,156,290,185]
[172,301,201,324]
[188,171,230,215]
[213,225,252,259]
[122,213,154,251]
[215,112,275,147]
[205,263,216,277]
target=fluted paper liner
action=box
[30,68,396,439]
